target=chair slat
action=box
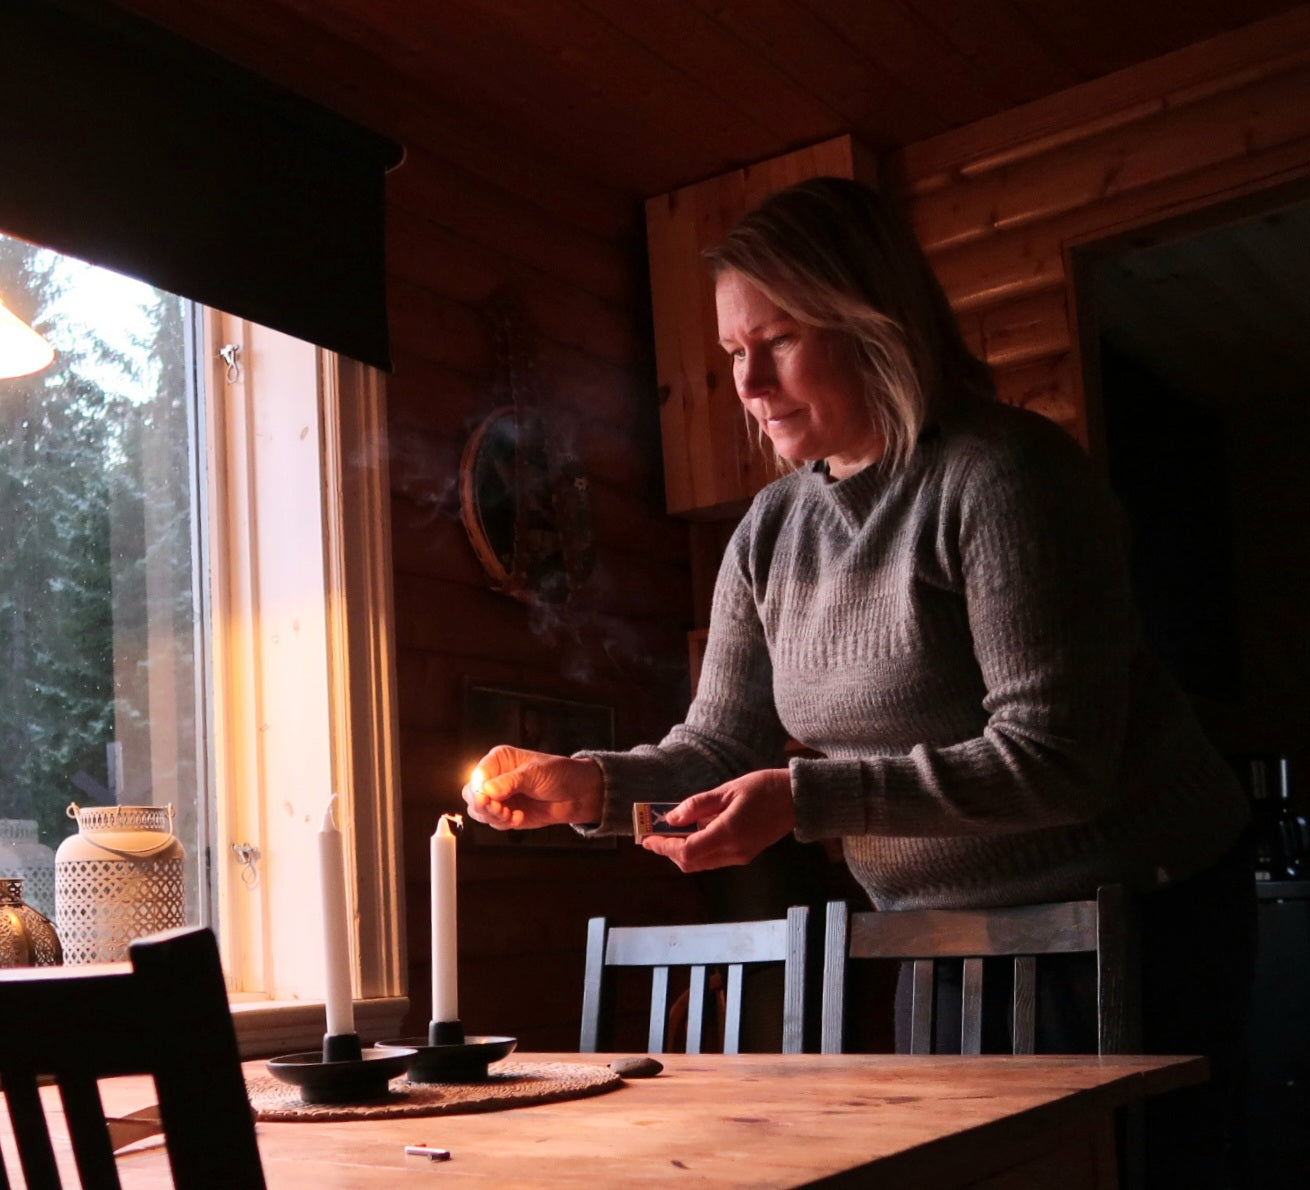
[820,901,851,1054]
[1094,884,1141,1055]
[723,964,744,1054]
[781,906,808,1055]
[846,899,1098,959]
[3,1068,62,1190]
[909,959,935,1054]
[648,967,670,1052]
[686,966,707,1054]
[578,916,608,1053]
[960,957,984,1054]
[57,1074,120,1190]
[1012,956,1036,1054]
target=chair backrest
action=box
[0,925,265,1190]
[821,885,1140,1056]
[580,907,809,1054]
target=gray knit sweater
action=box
[584,399,1249,910]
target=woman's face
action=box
[715,269,884,479]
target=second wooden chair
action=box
[821,885,1140,1056]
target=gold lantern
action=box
[55,804,186,965]
[0,876,62,967]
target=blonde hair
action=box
[705,177,993,471]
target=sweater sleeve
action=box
[574,507,791,834]
[792,421,1140,841]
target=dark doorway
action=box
[1079,193,1310,770]
[1077,192,1310,1190]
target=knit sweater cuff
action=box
[567,749,652,836]
[791,757,871,841]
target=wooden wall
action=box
[382,142,708,1048]
[883,7,1310,452]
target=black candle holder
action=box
[377,1018,517,1083]
[322,1031,363,1062]
[266,1032,415,1104]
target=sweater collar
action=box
[809,421,942,525]
[807,456,892,527]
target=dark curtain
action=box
[0,0,403,371]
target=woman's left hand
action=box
[641,768,795,872]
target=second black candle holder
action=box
[378,1019,517,1083]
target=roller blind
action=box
[0,0,403,371]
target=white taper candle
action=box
[319,794,356,1038]
[431,813,460,1023]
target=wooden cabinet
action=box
[645,135,878,519]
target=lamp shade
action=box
[0,296,54,379]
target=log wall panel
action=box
[389,161,636,307]
[388,212,643,370]
[912,57,1310,255]
[387,360,483,437]
[895,8,1310,185]
[886,12,1310,444]
[386,278,496,375]
[977,290,1072,370]
[536,343,657,438]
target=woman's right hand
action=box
[461,746,604,831]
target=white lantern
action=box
[0,818,57,919]
[55,803,186,965]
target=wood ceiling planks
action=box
[801,0,1017,126]
[108,0,1307,198]
[896,0,1083,105]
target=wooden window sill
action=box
[229,996,409,1059]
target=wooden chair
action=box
[0,926,265,1190]
[821,885,1140,1056]
[579,907,809,1054]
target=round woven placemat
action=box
[246,1060,623,1121]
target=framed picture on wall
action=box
[460,683,616,849]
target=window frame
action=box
[202,310,406,1054]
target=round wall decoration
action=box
[458,294,594,605]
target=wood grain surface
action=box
[7,1051,1206,1190]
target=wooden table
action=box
[11,1051,1205,1190]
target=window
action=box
[0,233,206,917]
[0,233,405,1052]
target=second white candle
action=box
[320,794,356,1038]
[430,813,460,1024]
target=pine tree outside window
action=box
[0,233,207,918]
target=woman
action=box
[464,178,1255,1187]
